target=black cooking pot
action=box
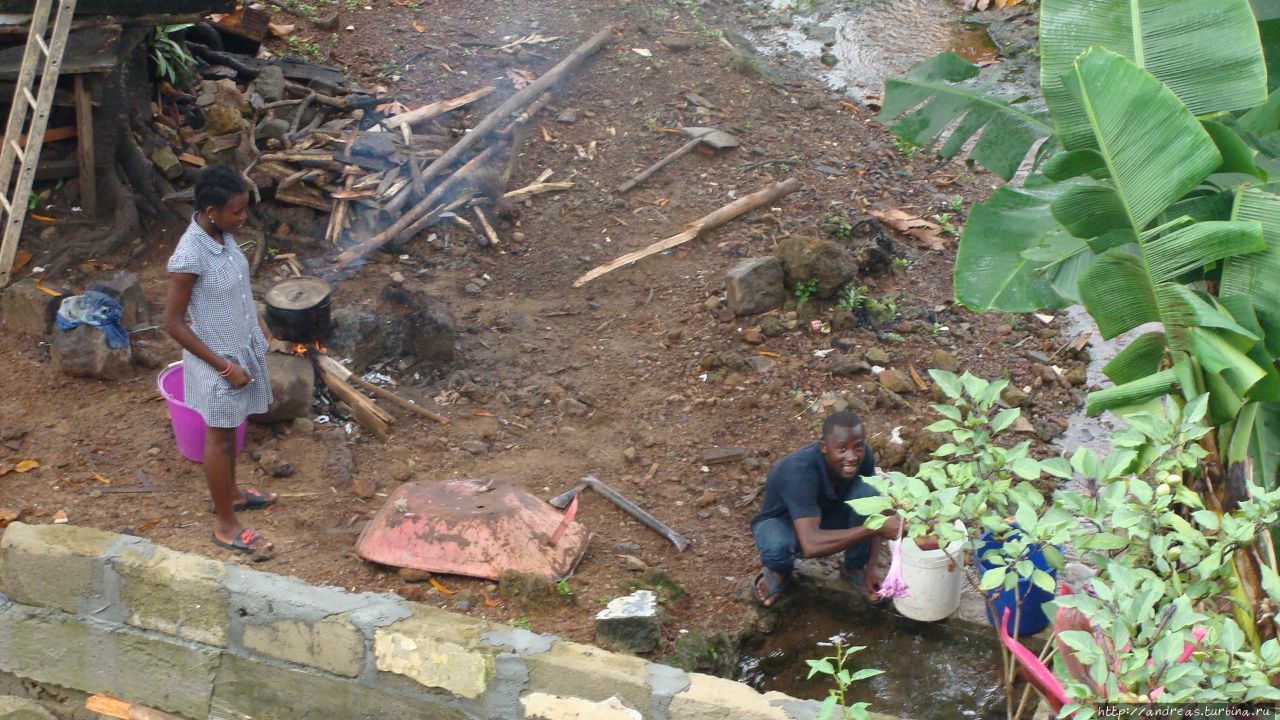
[264,276,332,344]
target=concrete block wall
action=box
[0,523,894,720]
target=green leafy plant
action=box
[835,284,869,312]
[509,617,532,630]
[864,295,897,326]
[881,332,905,344]
[555,579,573,597]
[933,213,957,236]
[805,641,882,720]
[894,257,912,269]
[950,195,965,212]
[147,24,195,84]
[287,36,325,63]
[795,279,819,306]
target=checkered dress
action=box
[167,218,272,428]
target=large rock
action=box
[878,368,915,395]
[0,279,61,335]
[250,353,314,423]
[51,324,132,380]
[327,306,386,369]
[253,65,286,103]
[595,590,661,654]
[725,257,786,317]
[774,236,859,299]
[0,696,56,720]
[379,285,457,366]
[88,270,150,330]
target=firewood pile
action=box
[151,27,614,277]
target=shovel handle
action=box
[616,135,705,193]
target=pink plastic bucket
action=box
[157,362,246,463]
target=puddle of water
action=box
[738,595,1004,718]
[760,0,999,101]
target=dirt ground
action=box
[0,0,1085,669]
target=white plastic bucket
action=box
[892,523,966,622]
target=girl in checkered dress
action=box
[163,165,277,558]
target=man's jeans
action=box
[751,478,878,575]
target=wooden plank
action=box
[0,25,122,79]
[0,0,233,14]
[74,75,95,217]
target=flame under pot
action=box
[264,276,332,344]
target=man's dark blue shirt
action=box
[751,441,876,527]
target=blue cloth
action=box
[750,441,879,574]
[54,290,129,349]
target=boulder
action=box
[253,64,286,102]
[88,270,150,330]
[203,103,245,137]
[774,236,859,299]
[250,352,314,423]
[150,144,183,180]
[725,256,786,317]
[878,368,916,395]
[379,285,458,366]
[51,324,132,380]
[351,131,397,161]
[0,279,62,335]
[595,589,661,654]
[830,354,870,377]
[327,306,386,369]
[929,349,960,373]
[0,696,56,720]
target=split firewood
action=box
[504,180,573,202]
[86,694,183,720]
[573,178,801,287]
[474,208,500,245]
[315,361,392,440]
[316,355,449,425]
[383,86,495,130]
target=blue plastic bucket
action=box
[974,530,1057,636]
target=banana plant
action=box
[883,0,1280,489]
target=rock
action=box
[257,117,291,146]
[203,103,245,136]
[716,307,736,323]
[0,696,56,720]
[699,352,749,373]
[561,397,591,417]
[398,567,432,583]
[150,144,183,180]
[251,352,314,423]
[725,256,787,316]
[132,335,181,369]
[759,316,786,337]
[595,589,661,654]
[623,446,638,463]
[314,11,339,30]
[463,282,483,296]
[806,24,838,43]
[379,285,457,366]
[865,347,891,365]
[701,447,746,465]
[929,349,960,373]
[1,278,62,335]
[292,417,315,435]
[830,308,857,332]
[327,307,385,369]
[615,540,642,555]
[741,328,764,345]
[830,354,870,377]
[88,270,150,330]
[745,355,775,374]
[51,324,132,380]
[820,52,839,67]
[621,554,649,572]
[1033,418,1065,443]
[774,236,859,299]
[1001,385,1029,407]
[351,474,377,499]
[660,35,699,52]
[1066,365,1087,387]
[253,65,286,102]
[696,490,718,507]
[352,131,396,160]
[255,449,294,478]
[323,438,355,489]
[703,296,723,312]
[389,459,414,482]
[460,440,489,455]
[879,368,915,394]
[556,109,579,124]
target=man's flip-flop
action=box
[754,568,789,607]
[208,487,278,513]
[211,528,273,559]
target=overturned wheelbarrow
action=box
[355,479,590,581]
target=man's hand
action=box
[876,514,904,539]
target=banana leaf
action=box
[879,52,1053,181]
[1087,368,1180,416]
[1079,249,1158,338]
[1143,220,1265,282]
[953,179,1081,311]
[1102,331,1167,385]
[1058,48,1222,237]
[1225,187,1280,355]
[1252,402,1280,489]
[1040,0,1267,151]
[1202,120,1267,179]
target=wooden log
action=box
[324,360,451,425]
[414,28,613,192]
[384,86,495,130]
[573,178,801,287]
[85,694,184,720]
[74,76,96,217]
[315,360,392,439]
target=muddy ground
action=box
[0,0,1081,673]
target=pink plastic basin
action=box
[157,362,246,463]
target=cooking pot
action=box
[264,276,332,344]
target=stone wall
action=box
[0,523,892,720]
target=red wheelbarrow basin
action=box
[355,479,590,581]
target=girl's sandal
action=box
[212,529,274,561]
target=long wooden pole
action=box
[415,28,614,191]
[573,178,801,287]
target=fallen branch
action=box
[474,207,500,246]
[317,355,449,425]
[504,180,573,202]
[383,86,495,130]
[573,178,800,287]
[415,28,613,191]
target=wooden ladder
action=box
[0,0,77,286]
